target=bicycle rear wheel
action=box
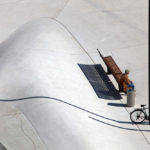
[130,109,146,123]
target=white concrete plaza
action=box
[0,0,149,150]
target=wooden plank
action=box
[97,51,123,89]
[103,56,122,85]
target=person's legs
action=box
[123,84,127,93]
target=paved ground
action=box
[0,0,149,150]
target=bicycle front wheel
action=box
[130,109,146,124]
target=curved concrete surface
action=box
[0,0,149,150]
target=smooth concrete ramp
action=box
[0,18,149,150]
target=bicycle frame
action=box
[141,107,149,120]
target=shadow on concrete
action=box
[89,116,150,132]
[120,93,127,96]
[1,96,149,125]
[78,64,122,100]
[107,102,127,107]
[1,96,150,131]
[0,96,130,125]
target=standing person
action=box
[120,69,133,93]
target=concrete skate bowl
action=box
[0,18,121,150]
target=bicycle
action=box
[130,105,149,124]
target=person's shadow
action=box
[107,102,126,107]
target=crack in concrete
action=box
[55,0,71,18]
[85,0,148,37]
[16,114,37,150]
[0,0,25,6]
[0,112,22,118]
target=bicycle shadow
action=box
[88,116,150,132]
[107,102,126,107]
[1,96,150,132]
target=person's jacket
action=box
[120,73,131,92]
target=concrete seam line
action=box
[18,115,37,150]
[120,100,150,145]
[42,17,96,64]
[17,110,49,150]
[136,124,150,145]
[55,0,71,18]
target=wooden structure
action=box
[97,49,123,92]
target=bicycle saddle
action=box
[141,104,146,107]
